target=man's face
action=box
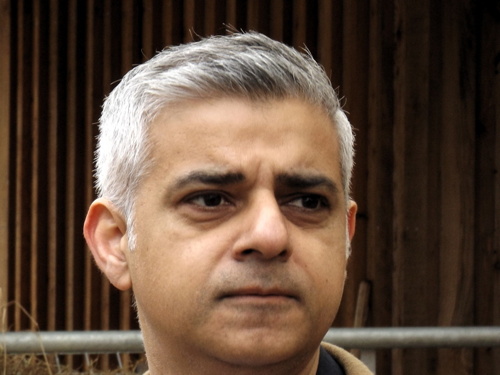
[125,98,356,369]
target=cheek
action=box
[315,253,347,322]
[130,222,228,295]
[294,228,348,301]
[315,251,346,299]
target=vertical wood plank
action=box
[0,0,11,320]
[366,0,394,372]
[318,0,342,90]
[65,0,77,333]
[159,0,180,47]
[437,1,476,374]
[183,0,196,41]
[292,0,307,48]
[225,0,237,29]
[438,0,475,327]
[246,0,270,34]
[13,0,20,331]
[162,0,175,46]
[14,0,34,331]
[493,10,500,370]
[142,0,154,58]
[475,1,500,374]
[246,0,259,31]
[204,0,217,35]
[46,0,59,332]
[269,0,284,41]
[30,0,41,330]
[70,0,89,335]
[64,1,88,366]
[12,0,21,331]
[335,0,369,328]
[494,33,500,372]
[316,0,333,75]
[392,0,440,373]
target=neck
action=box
[143,333,321,375]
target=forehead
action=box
[145,98,342,190]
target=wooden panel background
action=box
[0,0,498,373]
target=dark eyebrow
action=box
[170,170,245,191]
[276,173,339,194]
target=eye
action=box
[286,194,329,210]
[186,192,230,207]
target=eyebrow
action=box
[168,169,339,195]
[276,173,339,194]
[170,170,245,191]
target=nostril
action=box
[278,249,288,257]
[239,248,288,258]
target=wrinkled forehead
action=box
[146,95,341,170]
[143,97,343,192]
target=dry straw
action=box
[0,291,145,374]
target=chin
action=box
[215,332,313,368]
[222,347,295,368]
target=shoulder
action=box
[320,342,374,375]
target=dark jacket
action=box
[321,342,373,374]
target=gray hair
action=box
[96,32,355,247]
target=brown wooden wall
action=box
[1,0,498,374]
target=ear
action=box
[347,200,357,241]
[83,198,132,291]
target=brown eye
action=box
[301,195,321,209]
[188,193,227,207]
[287,194,329,210]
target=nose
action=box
[232,193,291,261]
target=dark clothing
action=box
[320,342,373,374]
[317,345,346,374]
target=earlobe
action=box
[83,198,132,291]
[347,200,357,241]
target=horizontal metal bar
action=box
[0,330,144,354]
[323,327,500,349]
[1,327,499,355]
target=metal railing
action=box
[1,327,500,355]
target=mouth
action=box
[219,287,299,301]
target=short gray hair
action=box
[96,32,355,246]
